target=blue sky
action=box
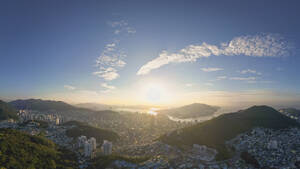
[1,0,300,107]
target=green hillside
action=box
[160,105,300,160]
[0,100,18,121]
[64,121,119,143]
[0,128,78,169]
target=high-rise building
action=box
[102,140,112,155]
[78,135,87,148]
[84,141,93,157]
[89,137,97,150]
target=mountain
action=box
[0,128,78,169]
[63,121,119,143]
[9,99,89,112]
[158,103,220,119]
[160,105,300,160]
[76,103,113,111]
[0,100,18,121]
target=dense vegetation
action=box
[64,121,119,143]
[158,103,219,119]
[0,100,18,121]
[160,105,300,160]
[0,128,78,169]
[87,154,149,169]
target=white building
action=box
[78,135,87,148]
[102,140,112,155]
[55,118,60,125]
[90,137,97,150]
[79,136,97,158]
[84,141,93,157]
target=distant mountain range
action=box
[0,100,18,121]
[8,99,120,121]
[158,103,220,119]
[160,105,300,160]
[76,102,153,112]
[75,103,113,111]
[10,99,91,112]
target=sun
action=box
[143,83,166,104]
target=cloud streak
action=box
[64,85,76,90]
[201,67,223,72]
[239,69,262,75]
[137,33,291,75]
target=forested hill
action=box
[64,121,119,144]
[160,105,300,160]
[0,100,18,121]
[0,128,78,169]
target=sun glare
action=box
[142,82,167,104]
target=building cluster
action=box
[228,127,300,168]
[279,109,300,123]
[77,136,97,158]
[18,110,63,125]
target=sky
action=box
[1,0,300,107]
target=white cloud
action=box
[137,33,291,75]
[204,82,214,86]
[101,83,116,90]
[239,69,262,75]
[109,20,136,35]
[216,76,227,80]
[100,83,116,93]
[201,67,224,72]
[229,77,256,81]
[93,67,119,81]
[93,20,136,81]
[185,83,194,87]
[94,41,126,81]
[64,85,76,90]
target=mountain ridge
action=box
[160,105,300,160]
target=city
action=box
[1,0,300,169]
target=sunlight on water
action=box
[147,108,158,115]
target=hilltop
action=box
[63,121,119,143]
[0,100,18,121]
[160,105,300,160]
[158,103,219,119]
[0,128,78,169]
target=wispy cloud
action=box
[239,69,262,75]
[229,77,256,81]
[100,83,116,93]
[93,67,120,81]
[64,85,76,90]
[137,33,291,75]
[109,20,136,35]
[201,67,223,72]
[94,20,135,81]
[204,82,214,86]
[185,83,194,87]
[101,83,116,90]
[216,76,227,80]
